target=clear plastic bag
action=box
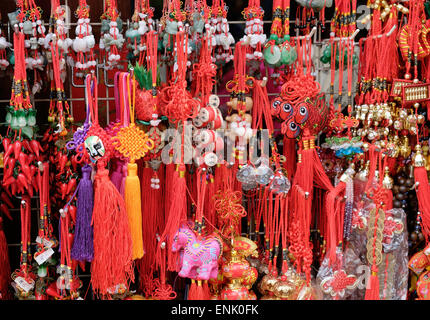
[318,177,408,300]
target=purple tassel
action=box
[110,159,124,192]
[71,164,94,262]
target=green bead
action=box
[21,126,33,139]
[22,21,33,35]
[290,47,297,62]
[166,20,178,35]
[323,46,331,58]
[353,54,358,65]
[125,28,139,39]
[263,44,281,66]
[10,114,19,130]
[17,109,26,127]
[5,107,12,124]
[101,19,110,33]
[116,18,123,32]
[37,265,48,278]
[5,112,11,124]
[281,45,297,65]
[9,54,14,65]
[126,52,134,61]
[320,55,330,64]
[47,256,57,265]
[269,34,279,41]
[27,109,36,127]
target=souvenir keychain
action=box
[72,0,96,74]
[242,0,266,61]
[34,163,57,273]
[17,0,47,80]
[134,31,161,123]
[82,73,134,297]
[84,74,113,164]
[100,0,125,70]
[172,168,223,300]
[144,31,165,157]
[112,71,155,259]
[134,30,166,161]
[3,27,40,198]
[158,31,198,271]
[11,197,35,299]
[209,0,235,66]
[264,0,297,81]
[126,0,154,61]
[65,76,92,164]
[107,72,128,191]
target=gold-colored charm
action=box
[366,208,386,267]
[112,123,155,161]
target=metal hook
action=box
[70,59,100,88]
[70,65,86,88]
[327,28,360,43]
[361,25,397,42]
[292,26,317,40]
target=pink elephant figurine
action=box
[171,223,222,280]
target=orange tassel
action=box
[125,162,144,260]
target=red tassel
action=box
[415,166,430,241]
[138,165,165,292]
[164,163,175,220]
[188,280,208,300]
[365,145,379,193]
[289,133,334,282]
[325,181,346,265]
[188,280,197,300]
[0,218,11,300]
[283,136,296,181]
[384,189,393,211]
[202,280,211,299]
[159,165,188,272]
[252,79,274,134]
[365,268,380,300]
[91,165,134,297]
[205,175,216,233]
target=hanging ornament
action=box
[100,0,125,70]
[242,0,265,61]
[209,0,235,66]
[126,0,154,60]
[83,74,114,165]
[72,0,96,73]
[112,72,154,259]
